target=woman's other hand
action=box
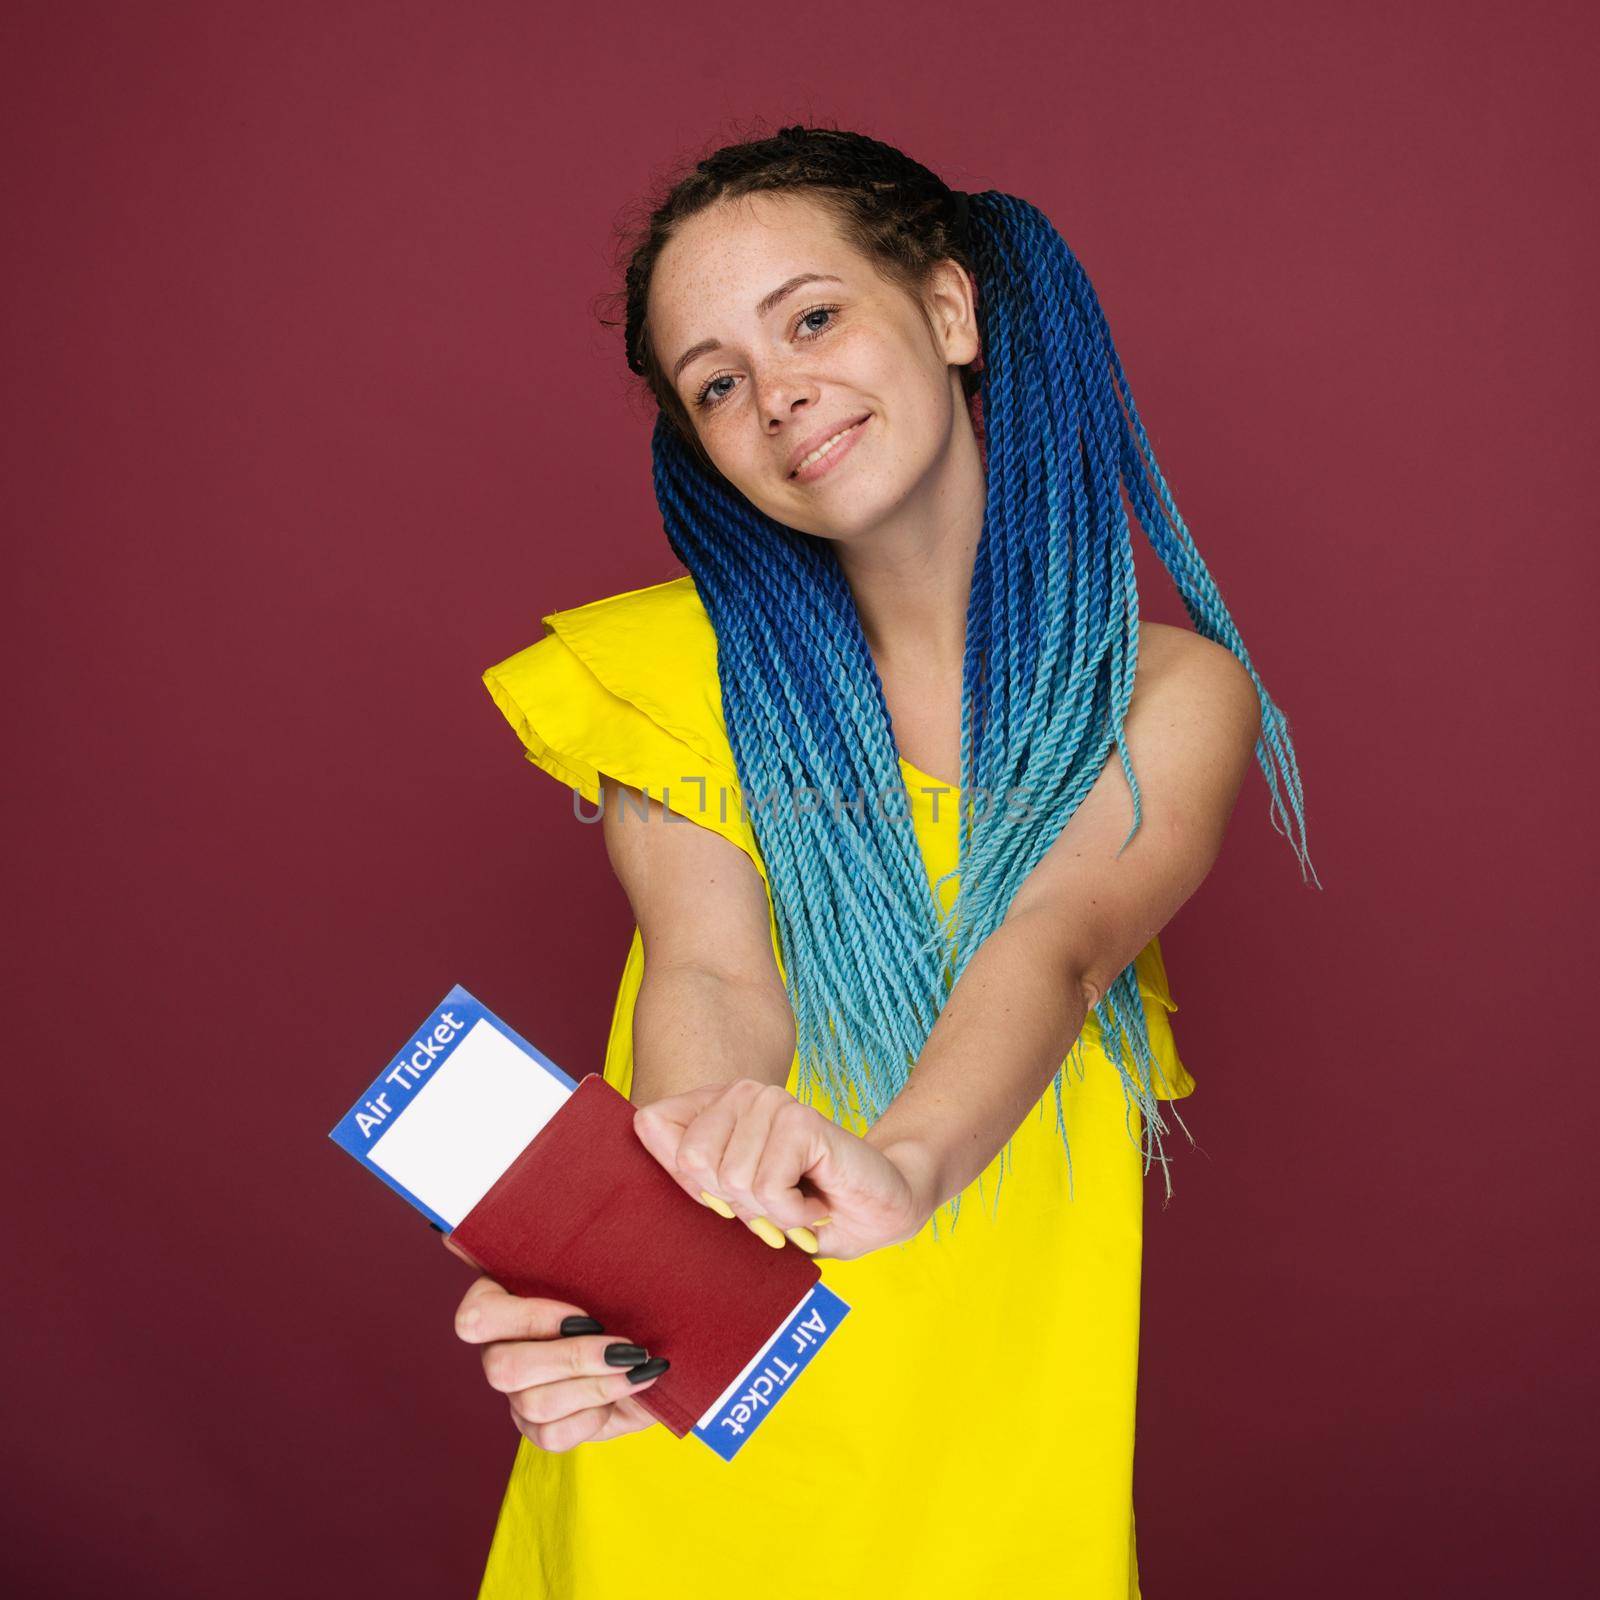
[632,1079,933,1260]
[448,1261,667,1453]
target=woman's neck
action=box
[835,421,985,677]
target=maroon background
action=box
[5,3,1594,1594]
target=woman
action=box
[460,124,1315,1598]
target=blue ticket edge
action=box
[691,1281,852,1461]
[327,983,579,1231]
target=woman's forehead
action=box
[649,197,868,357]
[654,195,858,304]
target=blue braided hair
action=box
[615,125,1319,1224]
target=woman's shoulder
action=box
[1136,618,1204,672]
[1139,618,1252,693]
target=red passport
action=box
[450,1073,828,1439]
[330,987,850,1458]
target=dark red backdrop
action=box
[5,3,1593,1594]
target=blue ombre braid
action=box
[624,133,1318,1227]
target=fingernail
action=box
[809,1215,833,1228]
[699,1190,736,1218]
[784,1225,819,1253]
[747,1215,787,1249]
[604,1342,649,1366]
[559,1316,604,1337]
[626,1356,670,1384]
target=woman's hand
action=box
[447,1251,667,1454]
[632,1079,934,1260]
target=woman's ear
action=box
[924,258,981,369]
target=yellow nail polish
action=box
[699,1190,736,1219]
[808,1215,833,1228]
[747,1215,787,1249]
[784,1226,819,1253]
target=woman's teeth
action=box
[795,422,861,473]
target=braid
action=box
[609,124,1319,1227]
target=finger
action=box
[670,1086,762,1208]
[507,1362,668,1429]
[750,1098,836,1226]
[593,1393,663,1442]
[480,1332,657,1396]
[514,1398,615,1454]
[453,1278,606,1346]
[631,1082,733,1160]
[511,1383,666,1454]
[715,1083,791,1217]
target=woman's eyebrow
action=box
[670,273,845,384]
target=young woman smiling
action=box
[463,123,1316,1599]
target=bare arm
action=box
[599,774,796,1107]
[863,631,1264,1213]
[443,775,796,1452]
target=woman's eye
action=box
[694,373,737,408]
[692,303,843,411]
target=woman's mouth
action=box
[789,415,871,483]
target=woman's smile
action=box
[788,414,871,484]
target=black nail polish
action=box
[559,1316,605,1337]
[604,1342,649,1366]
[626,1357,670,1384]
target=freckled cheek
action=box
[828,326,885,387]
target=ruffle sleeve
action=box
[480,584,767,882]
[1133,934,1178,1015]
[1121,936,1194,1100]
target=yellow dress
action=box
[476,575,1195,1600]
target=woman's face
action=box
[647,191,980,544]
